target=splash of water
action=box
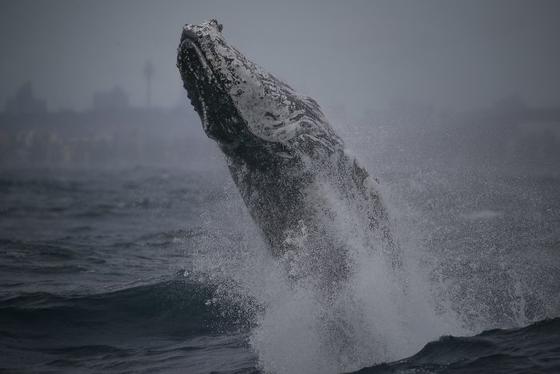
[187,163,560,374]
[188,175,464,374]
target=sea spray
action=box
[189,177,459,373]
[191,159,559,373]
[380,169,560,332]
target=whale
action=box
[177,19,400,286]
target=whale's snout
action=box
[180,19,222,44]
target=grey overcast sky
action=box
[1,0,559,113]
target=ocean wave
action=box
[0,238,78,260]
[1,279,559,373]
[349,317,560,374]
[0,277,250,340]
[0,277,258,373]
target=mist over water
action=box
[187,179,441,373]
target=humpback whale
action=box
[177,19,400,285]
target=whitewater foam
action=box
[189,176,464,374]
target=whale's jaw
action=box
[177,20,246,145]
[178,38,210,131]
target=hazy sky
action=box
[1,0,559,114]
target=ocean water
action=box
[0,166,559,373]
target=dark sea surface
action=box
[0,167,559,374]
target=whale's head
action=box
[177,19,341,154]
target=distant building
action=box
[92,86,130,112]
[4,82,47,114]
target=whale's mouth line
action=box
[179,37,219,134]
[180,37,215,80]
